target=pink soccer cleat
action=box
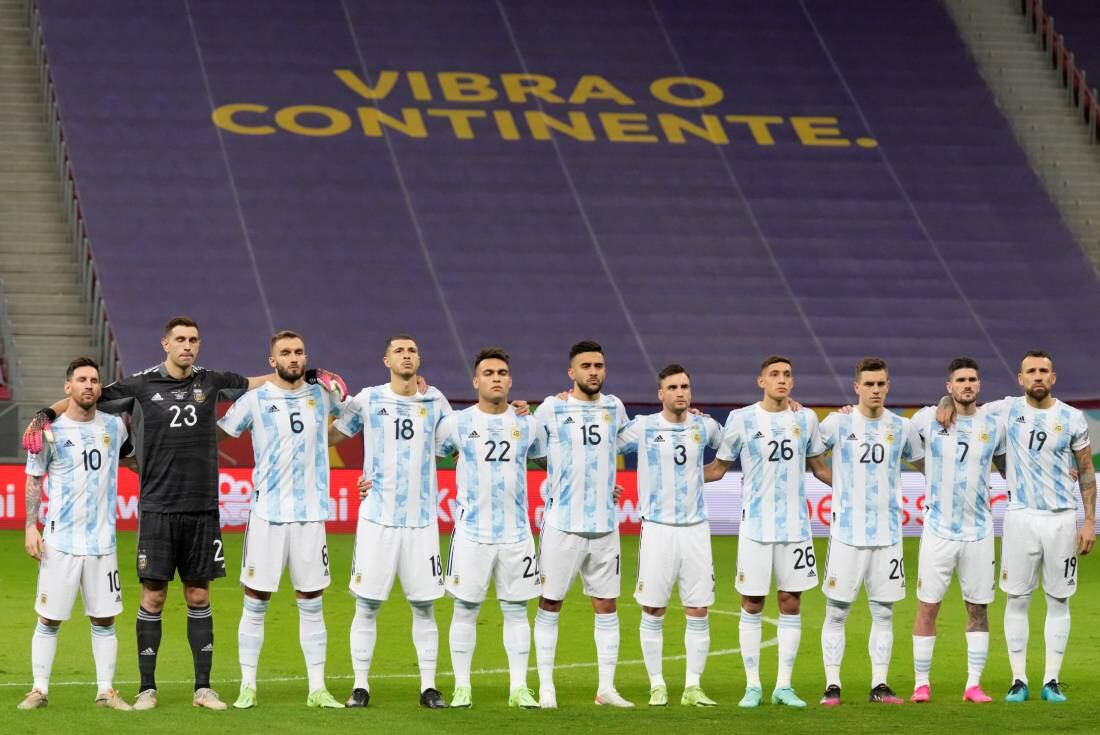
[910,684,931,703]
[963,685,992,703]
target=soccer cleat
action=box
[820,685,841,707]
[595,689,635,708]
[962,685,992,703]
[648,684,668,707]
[132,688,158,711]
[192,687,228,711]
[1005,679,1029,703]
[1040,680,1067,703]
[420,687,448,709]
[539,688,558,709]
[233,685,257,709]
[681,685,717,707]
[307,689,344,709]
[450,687,472,709]
[95,688,133,711]
[508,687,539,709]
[868,684,904,704]
[737,686,762,708]
[16,689,48,710]
[345,688,370,708]
[771,687,806,708]
[910,684,931,703]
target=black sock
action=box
[187,605,214,690]
[136,606,162,692]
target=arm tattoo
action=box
[25,475,43,529]
[1075,447,1096,522]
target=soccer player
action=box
[330,334,452,709]
[436,347,544,710]
[703,355,832,709]
[218,331,344,709]
[617,364,723,707]
[532,340,632,709]
[908,358,1005,704]
[946,351,1094,702]
[18,358,132,711]
[817,357,923,706]
[20,316,345,710]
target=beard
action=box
[954,395,977,407]
[73,394,97,411]
[277,364,304,382]
[576,379,603,397]
[1025,384,1050,401]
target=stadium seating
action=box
[32,0,1100,404]
[1042,1,1100,85]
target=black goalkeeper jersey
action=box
[99,363,249,513]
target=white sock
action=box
[500,601,531,691]
[776,613,801,689]
[684,614,710,689]
[350,597,381,691]
[31,622,59,693]
[965,631,989,688]
[238,597,268,689]
[594,612,620,693]
[821,600,851,688]
[90,624,118,693]
[912,635,935,687]
[739,610,762,688]
[410,601,438,692]
[534,609,559,693]
[639,613,665,687]
[868,601,894,687]
[1004,594,1030,685]
[1043,595,1070,684]
[297,597,327,693]
[449,600,480,690]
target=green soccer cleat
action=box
[681,685,717,707]
[233,685,257,710]
[771,687,807,708]
[1040,680,1067,703]
[1005,679,1029,703]
[451,687,472,709]
[508,687,539,709]
[738,686,763,708]
[306,689,344,709]
[649,685,669,707]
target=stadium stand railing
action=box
[1024,0,1100,142]
[26,0,121,384]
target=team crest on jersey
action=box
[602,413,611,423]
[193,387,205,403]
[1054,424,1064,434]
[419,407,428,417]
[979,432,989,443]
[512,428,521,439]
[103,435,112,447]
[884,432,896,444]
[692,432,701,443]
[307,399,317,409]
[791,426,801,437]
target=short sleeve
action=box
[805,411,827,457]
[438,393,454,419]
[819,413,839,450]
[994,416,1007,455]
[902,419,923,461]
[534,399,555,442]
[980,398,1009,418]
[25,444,50,477]
[218,393,255,438]
[434,414,457,457]
[617,417,640,455]
[1071,412,1091,453]
[334,394,364,437]
[704,416,723,449]
[910,406,933,440]
[526,416,547,459]
[716,413,743,463]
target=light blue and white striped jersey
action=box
[981,397,1089,512]
[534,394,629,534]
[718,404,826,543]
[617,412,722,525]
[820,410,923,547]
[435,406,545,544]
[334,384,452,528]
[911,406,1005,541]
[25,413,127,556]
[219,382,341,523]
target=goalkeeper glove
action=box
[305,368,348,401]
[22,408,57,454]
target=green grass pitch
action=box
[2,530,1099,734]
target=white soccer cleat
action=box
[132,688,158,711]
[539,687,558,709]
[17,688,48,710]
[192,687,228,711]
[595,689,635,708]
[95,688,133,711]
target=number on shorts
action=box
[859,442,885,464]
[793,544,816,570]
[213,539,224,563]
[82,448,102,471]
[106,569,121,593]
[674,445,687,465]
[1064,557,1077,579]
[614,553,620,575]
[888,558,904,580]
[290,411,304,434]
[429,554,443,577]
[394,418,415,440]
[522,555,539,579]
[484,439,512,462]
[321,544,329,567]
[168,404,198,428]
[768,439,794,462]
[957,440,969,462]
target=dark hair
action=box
[163,315,199,336]
[569,340,603,360]
[760,354,792,373]
[384,334,416,354]
[657,363,690,387]
[947,356,979,376]
[855,356,888,378]
[66,356,100,380]
[1020,350,1053,370]
[270,330,303,349]
[474,346,510,370]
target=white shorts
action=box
[349,519,444,602]
[735,535,819,597]
[241,516,331,593]
[537,524,620,601]
[635,520,715,609]
[916,529,995,604]
[1000,508,1079,598]
[445,533,541,603]
[822,538,906,604]
[35,544,123,621]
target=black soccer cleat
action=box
[820,684,841,707]
[867,683,904,704]
[420,687,448,709]
[345,688,370,708]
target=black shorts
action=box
[136,510,226,582]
